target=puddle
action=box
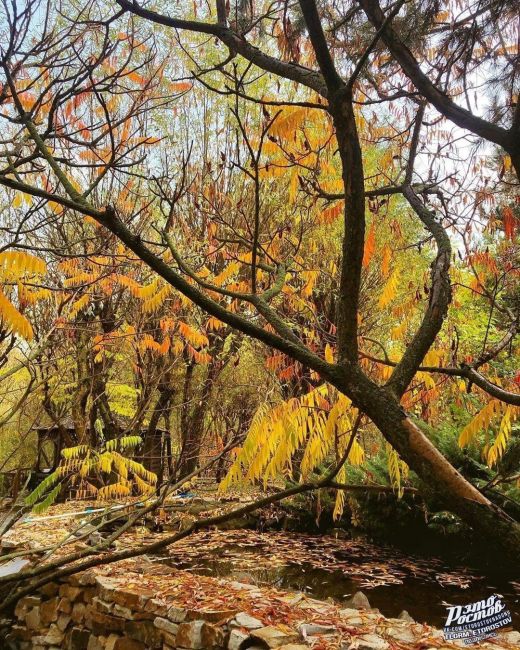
[159,530,520,628]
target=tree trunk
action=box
[71,330,91,445]
[335,368,520,563]
[143,375,174,480]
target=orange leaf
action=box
[381,244,392,278]
[362,223,376,268]
[319,202,343,224]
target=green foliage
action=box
[25,471,61,507]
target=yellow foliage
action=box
[458,399,503,448]
[381,244,392,278]
[221,386,363,492]
[0,251,46,276]
[98,483,131,500]
[0,290,33,339]
[487,406,517,466]
[378,268,399,308]
[270,107,309,138]
[333,464,347,521]
[142,286,172,313]
[387,443,408,498]
[213,261,240,286]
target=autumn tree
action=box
[0,0,519,564]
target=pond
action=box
[157,529,520,628]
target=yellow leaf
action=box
[12,194,23,209]
[0,290,33,339]
[324,343,334,364]
[459,400,503,447]
[378,268,399,308]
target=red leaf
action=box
[503,206,516,240]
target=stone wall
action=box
[6,562,520,650]
[8,568,313,650]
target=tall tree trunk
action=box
[177,368,214,477]
[143,373,174,480]
[90,359,120,441]
[71,330,91,445]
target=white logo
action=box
[444,594,512,645]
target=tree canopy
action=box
[0,0,518,592]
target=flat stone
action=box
[82,588,97,605]
[167,605,187,622]
[1,536,23,549]
[39,582,60,597]
[88,609,126,635]
[57,612,71,631]
[125,619,163,647]
[25,606,41,630]
[92,597,113,614]
[95,576,120,602]
[154,616,180,636]
[59,597,73,614]
[345,633,390,650]
[43,624,65,645]
[144,598,170,618]
[68,570,97,586]
[87,636,104,650]
[113,603,134,619]
[113,637,146,650]
[385,626,416,643]
[60,585,83,601]
[15,596,40,620]
[68,627,91,650]
[6,625,33,642]
[233,612,264,630]
[299,623,337,638]
[110,587,155,610]
[105,635,121,650]
[228,628,250,650]
[200,621,226,648]
[277,594,306,607]
[161,631,178,646]
[339,609,364,626]
[185,608,238,623]
[71,601,86,622]
[41,596,59,625]
[501,631,520,645]
[251,626,300,648]
[175,620,205,649]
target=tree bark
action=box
[333,366,520,562]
